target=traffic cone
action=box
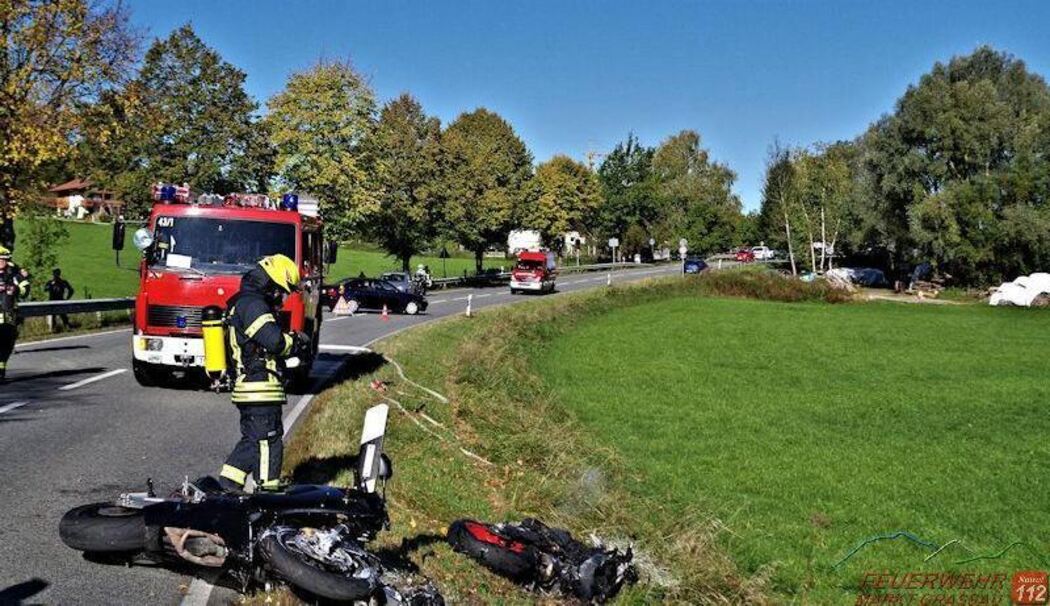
[381,304,390,322]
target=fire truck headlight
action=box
[137,338,163,352]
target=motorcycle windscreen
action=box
[358,404,389,493]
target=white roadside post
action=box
[465,293,473,317]
[607,272,612,286]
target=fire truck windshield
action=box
[150,216,296,274]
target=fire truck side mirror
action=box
[133,228,154,252]
[325,241,338,265]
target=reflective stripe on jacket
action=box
[227,292,293,405]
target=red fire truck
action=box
[130,191,327,387]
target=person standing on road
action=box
[45,268,75,331]
[0,245,30,383]
[218,254,310,492]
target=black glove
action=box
[290,331,312,358]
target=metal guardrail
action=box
[19,297,135,318]
[14,261,670,315]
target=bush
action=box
[689,268,852,303]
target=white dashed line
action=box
[57,368,127,391]
[0,401,30,414]
[319,344,372,353]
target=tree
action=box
[365,94,443,271]
[525,155,601,250]
[758,142,798,274]
[596,133,657,240]
[0,0,138,213]
[78,24,269,217]
[861,46,1050,283]
[266,60,378,239]
[441,108,533,271]
[16,208,68,299]
[650,130,742,255]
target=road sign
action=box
[679,238,688,247]
[608,238,619,248]
[679,245,688,257]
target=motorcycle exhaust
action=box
[164,527,228,567]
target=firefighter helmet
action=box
[259,254,300,293]
[0,245,10,259]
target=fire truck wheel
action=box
[132,359,165,388]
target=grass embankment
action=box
[11,221,506,300]
[282,272,852,604]
[539,295,1050,601]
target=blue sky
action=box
[126,0,1050,211]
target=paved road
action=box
[0,264,678,605]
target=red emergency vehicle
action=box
[131,190,326,386]
[510,250,556,294]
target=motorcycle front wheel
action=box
[260,527,379,602]
[59,503,146,553]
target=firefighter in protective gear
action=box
[218,254,310,491]
[0,246,30,383]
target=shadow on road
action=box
[3,366,107,385]
[14,345,90,355]
[0,577,49,605]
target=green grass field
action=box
[536,297,1050,600]
[281,274,1049,603]
[10,220,507,300]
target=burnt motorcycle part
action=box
[447,518,637,603]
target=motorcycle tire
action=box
[260,531,377,602]
[446,520,537,582]
[59,503,146,553]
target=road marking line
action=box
[475,293,492,298]
[0,401,29,414]
[57,368,126,391]
[326,316,350,323]
[181,574,218,606]
[319,344,372,353]
[429,299,448,304]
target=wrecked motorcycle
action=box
[59,404,442,604]
[447,518,637,602]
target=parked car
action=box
[735,248,755,263]
[750,246,774,261]
[683,257,708,274]
[324,278,428,315]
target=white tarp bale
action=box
[989,272,1050,306]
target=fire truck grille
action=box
[148,305,203,329]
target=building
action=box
[45,179,124,220]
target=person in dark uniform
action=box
[0,215,14,252]
[45,268,75,330]
[0,245,30,383]
[218,254,309,492]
